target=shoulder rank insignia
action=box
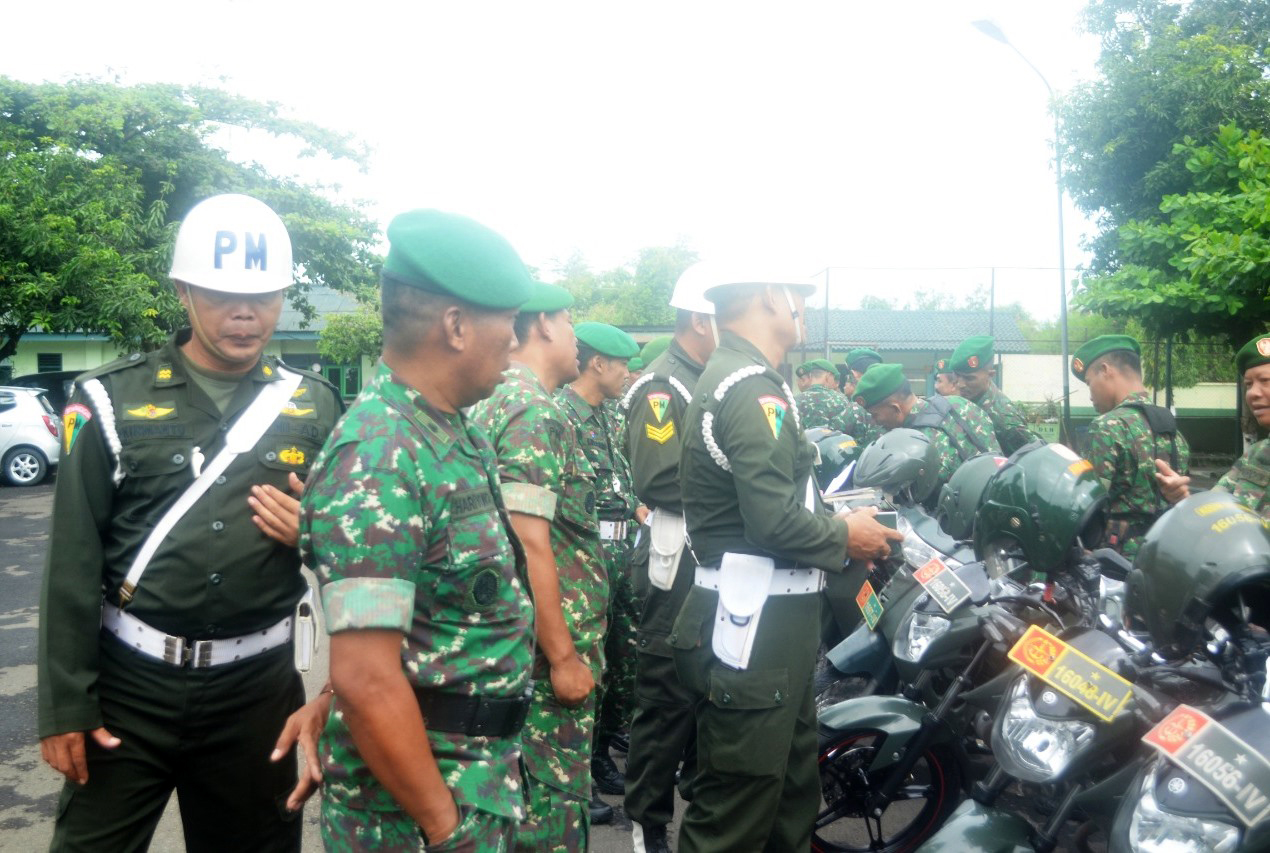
[155,366,173,382]
[278,446,306,466]
[646,421,675,444]
[646,391,671,424]
[262,364,274,377]
[125,403,176,420]
[63,403,92,455]
[758,395,787,439]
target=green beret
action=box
[934,357,951,373]
[845,348,883,371]
[1071,334,1141,382]
[950,335,994,373]
[1235,332,1270,374]
[518,281,574,314]
[796,358,839,379]
[575,322,639,358]
[852,363,906,408]
[628,356,644,372]
[640,335,672,364]
[382,209,532,309]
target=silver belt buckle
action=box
[162,635,185,665]
[191,640,214,668]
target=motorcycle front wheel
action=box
[813,727,964,853]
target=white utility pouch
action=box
[712,552,775,670]
[649,509,688,592]
[294,586,318,673]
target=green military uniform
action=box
[1213,333,1270,519]
[40,332,341,852]
[668,330,858,852]
[556,385,639,758]
[621,337,705,834]
[950,335,1039,454]
[1086,391,1191,557]
[905,395,1001,484]
[794,382,847,431]
[471,366,609,852]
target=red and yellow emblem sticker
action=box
[62,403,92,455]
[1008,625,1135,721]
[757,395,787,439]
[856,580,884,630]
[646,391,671,424]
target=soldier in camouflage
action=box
[855,362,1002,485]
[950,335,1040,454]
[933,356,958,396]
[555,322,645,800]
[1072,335,1191,558]
[796,358,882,447]
[470,282,611,851]
[300,210,536,852]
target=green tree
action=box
[552,242,697,326]
[0,77,380,363]
[318,301,383,366]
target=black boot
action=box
[591,739,626,795]
[609,730,630,754]
[634,822,671,853]
[589,786,614,825]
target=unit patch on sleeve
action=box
[758,395,787,439]
[63,403,92,455]
[646,391,671,423]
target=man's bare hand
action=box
[250,472,305,547]
[271,689,334,811]
[40,727,121,785]
[549,654,594,708]
[1154,459,1191,505]
[839,506,905,561]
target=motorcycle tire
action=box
[812,727,964,853]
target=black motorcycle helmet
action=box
[973,441,1107,573]
[1126,491,1270,660]
[935,452,1008,540]
[805,427,860,491]
[852,428,939,505]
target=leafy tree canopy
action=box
[0,77,381,363]
[551,242,698,326]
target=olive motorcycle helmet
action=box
[973,441,1108,573]
[1125,491,1270,661]
[852,428,940,505]
[804,427,860,491]
[935,452,1008,541]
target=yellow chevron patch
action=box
[645,421,675,444]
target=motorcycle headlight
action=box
[901,527,962,572]
[996,677,1095,781]
[893,611,952,663]
[1128,760,1240,852]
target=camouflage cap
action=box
[640,335,672,364]
[950,335,994,373]
[382,209,533,309]
[518,281,574,314]
[1235,332,1270,374]
[796,358,839,379]
[845,348,883,371]
[1071,334,1141,382]
[853,363,906,408]
[574,322,639,358]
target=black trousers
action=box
[624,647,698,828]
[50,635,304,853]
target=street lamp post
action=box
[972,19,1072,443]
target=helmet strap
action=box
[708,315,720,348]
[781,286,802,347]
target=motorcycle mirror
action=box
[1091,548,1132,582]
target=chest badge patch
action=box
[758,395,787,439]
[281,401,315,417]
[278,446,306,466]
[63,403,92,455]
[125,403,176,420]
[646,391,671,424]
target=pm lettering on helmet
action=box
[214,231,268,270]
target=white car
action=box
[0,386,61,486]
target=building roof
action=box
[274,286,363,339]
[802,308,1029,354]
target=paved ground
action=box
[0,480,654,851]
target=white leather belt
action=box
[693,565,825,595]
[599,520,628,541]
[103,606,292,668]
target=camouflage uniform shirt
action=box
[469,365,609,801]
[1086,390,1191,557]
[967,382,1039,455]
[1214,438,1268,519]
[904,394,1002,485]
[301,361,535,822]
[795,383,881,446]
[557,386,638,525]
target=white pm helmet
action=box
[169,194,293,294]
[669,262,720,316]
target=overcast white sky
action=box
[2,1,1106,320]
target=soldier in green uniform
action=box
[844,347,882,382]
[668,273,902,852]
[950,335,1040,454]
[555,322,644,799]
[1071,334,1191,557]
[1158,332,1270,519]
[298,210,535,852]
[470,282,610,851]
[933,356,958,396]
[620,262,719,852]
[855,362,1002,485]
[796,358,881,447]
[39,194,343,851]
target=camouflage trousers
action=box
[596,540,639,743]
[322,800,514,852]
[516,674,596,851]
[514,781,588,852]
